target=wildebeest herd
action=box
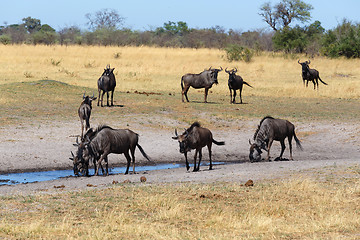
[71,60,325,176]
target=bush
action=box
[0,34,12,45]
[224,44,254,62]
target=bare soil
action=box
[0,119,359,195]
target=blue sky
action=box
[0,0,359,32]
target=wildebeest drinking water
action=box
[98,64,116,107]
[73,125,151,176]
[181,67,223,103]
[172,122,225,171]
[78,92,96,139]
[249,116,303,162]
[225,67,253,104]
[298,60,327,90]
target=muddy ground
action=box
[0,119,359,195]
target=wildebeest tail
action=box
[85,117,90,129]
[318,76,328,85]
[293,131,303,151]
[181,76,184,90]
[212,139,225,146]
[243,81,253,88]
[137,143,152,161]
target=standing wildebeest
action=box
[76,125,151,176]
[98,64,116,107]
[172,122,225,172]
[181,67,223,103]
[298,60,328,90]
[249,116,303,162]
[225,67,253,104]
[78,92,96,139]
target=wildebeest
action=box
[98,64,116,107]
[298,60,327,90]
[172,122,225,172]
[181,67,223,103]
[249,116,303,162]
[74,125,151,176]
[225,67,253,104]
[78,92,96,139]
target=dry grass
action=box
[1,169,360,239]
[1,45,360,99]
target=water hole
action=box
[0,162,225,186]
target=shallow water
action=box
[0,162,224,185]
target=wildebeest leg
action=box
[106,91,110,106]
[229,87,233,103]
[196,149,202,171]
[124,151,132,174]
[97,89,101,106]
[233,90,237,103]
[110,90,114,106]
[95,153,107,176]
[104,156,109,176]
[193,150,198,172]
[279,140,286,159]
[288,136,293,160]
[100,91,105,107]
[184,152,190,171]
[315,79,319,90]
[306,80,309,88]
[266,139,273,161]
[80,120,84,138]
[208,143,213,170]
[130,146,136,174]
[204,88,209,103]
[239,88,243,104]
[182,86,190,102]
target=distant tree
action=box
[85,9,125,30]
[156,21,189,36]
[259,0,313,31]
[58,26,82,45]
[22,16,41,33]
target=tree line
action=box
[1,1,360,59]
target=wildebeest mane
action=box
[253,116,274,140]
[186,121,201,133]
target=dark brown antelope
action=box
[98,64,116,107]
[181,67,223,103]
[298,60,327,90]
[225,67,253,104]
[249,116,303,162]
[78,93,96,139]
[172,122,225,172]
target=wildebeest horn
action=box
[249,139,253,145]
[219,66,223,71]
[69,151,75,161]
[307,60,311,64]
[298,59,301,64]
[225,67,229,73]
[234,67,238,73]
[83,92,86,99]
[174,129,178,137]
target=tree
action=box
[85,9,125,30]
[22,16,41,33]
[259,0,313,31]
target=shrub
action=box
[224,44,254,62]
[0,34,12,45]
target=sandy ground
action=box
[0,119,359,195]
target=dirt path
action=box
[0,119,359,195]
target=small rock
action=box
[140,176,147,182]
[123,179,131,183]
[245,179,254,187]
[112,180,119,184]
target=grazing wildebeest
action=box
[172,122,225,172]
[225,67,253,104]
[78,92,96,139]
[181,67,223,103]
[249,116,303,162]
[298,60,328,90]
[76,125,151,176]
[98,64,116,107]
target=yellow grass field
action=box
[1,44,360,100]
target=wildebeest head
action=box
[71,136,91,176]
[208,67,223,84]
[82,92,97,108]
[248,140,265,162]
[172,129,190,153]
[102,64,115,76]
[298,60,311,73]
[225,67,238,83]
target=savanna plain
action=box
[0,45,360,239]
